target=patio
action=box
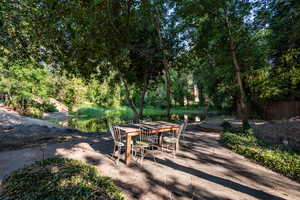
[1,125,300,200]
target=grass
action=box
[74,106,134,119]
[48,104,230,132]
[220,129,300,182]
[1,157,124,200]
[50,105,230,132]
[73,105,221,119]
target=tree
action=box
[1,0,168,118]
[0,60,52,116]
[175,0,260,126]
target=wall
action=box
[262,101,300,120]
[254,121,300,151]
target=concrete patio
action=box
[1,127,300,200]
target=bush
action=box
[1,157,124,200]
[26,106,44,118]
[221,121,244,133]
[0,60,52,116]
[43,103,58,112]
[220,131,300,181]
[221,121,232,131]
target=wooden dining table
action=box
[116,121,180,165]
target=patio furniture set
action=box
[109,120,187,165]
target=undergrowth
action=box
[220,123,300,182]
[1,157,124,200]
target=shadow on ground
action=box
[1,127,300,200]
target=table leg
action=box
[158,132,163,145]
[176,128,180,151]
[125,135,132,165]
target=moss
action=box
[1,157,124,200]
[220,131,300,182]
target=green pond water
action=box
[53,113,228,133]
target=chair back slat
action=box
[176,121,187,139]
[109,124,116,141]
[140,128,157,143]
[109,124,123,143]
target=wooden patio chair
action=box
[132,128,159,165]
[162,121,187,158]
[109,124,125,165]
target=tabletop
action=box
[116,121,180,135]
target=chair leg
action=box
[116,147,121,165]
[132,148,137,161]
[173,149,176,158]
[113,145,116,157]
[151,146,157,163]
[173,144,176,158]
[153,155,156,162]
[140,148,145,165]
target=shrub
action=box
[221,121,232,131]
[26,106,44,118]
[221,121,244,133]
[1,157,124,200]
[220,131,300,181]
[0,60,52,116]
[43,103,58,113]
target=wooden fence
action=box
[262,101,300,120]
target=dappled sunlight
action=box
[1,124,300,199]
[1,0,300,199]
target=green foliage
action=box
[247,48,300,101]
[221,131,300,181]
[144,84,167,108]
[76,106,134,120]
[0,60,52,115]
[221,121,232,131]
[51,72,88,109]
[43,103,58,113]
[75,105,211,120]
[87,76,122,107]
[1,157,124,200]
[220,121,244,133]
[1,0,300,119]
[242,120,251,133]
[221,120,251,134]
[267,0,300,67]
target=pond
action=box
[52,112,229,133]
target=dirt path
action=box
[0,107,57,128]
[0,107,91,151]
[1,129,300,200]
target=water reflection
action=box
[55,113,218,133]
[184,114,188,121]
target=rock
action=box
[254,121,300,151]
[49,98,68,113]
[0,124,85,151]
[0,107,85,151]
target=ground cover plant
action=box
[220,124,300,182]
[1,157,124,200]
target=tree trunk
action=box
[198,85,204,105]
[155,12,171,118]
[193,83,200,103]
[230,42,248,121]
[164,64,171,118]
[138,89,146,119]
[121,77,139,118]
[225,13,248,125]
[138,74,149,119]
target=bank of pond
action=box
[50,106,230,133]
